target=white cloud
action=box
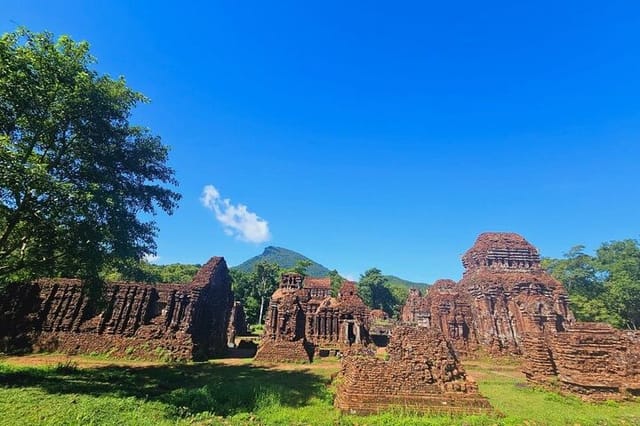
[200,185,271,244]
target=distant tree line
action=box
[543,239,640,330]
[102,262,200,284]
[230,263,409,326]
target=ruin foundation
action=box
[522,323,640,400]
[334,325,492,415]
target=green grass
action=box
[0,356,639,425]
[477,373,640,425]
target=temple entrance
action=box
[342,317,361,345]
[347,322,355,344]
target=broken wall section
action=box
[522,323,640,400]
[334,325,492,415]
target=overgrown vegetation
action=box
[101,262,201,284]
[0,28,180,282]
[543,239,640,329]
[0,356,638,425]
[357,267,409,318]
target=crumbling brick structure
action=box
[401,279,478,353]
[400,287,431,325]
[522,323,640,400]
[401,233,573,355]
[334,325,492,415]
[0,257,234,361]
[254,275,370,363]
[369,309,388,322]
[458,232,573,353]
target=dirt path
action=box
[464,357,526,381]
[1,353,342,376]
[0,354,162,369]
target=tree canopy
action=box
[231,261,281,325]
[543,239,640,329]
[358,268,395,315]
[0,28,180,281]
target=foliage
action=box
[328,269,344,297]
[102,262,200,283]
[543,239,640,329]
[358,268,395,315]
[388,283,410,317]
[231,261,281,325]
[0,28,180,281]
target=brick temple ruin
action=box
[399,232,640,400]
[522,323,640,400]
[401,232,573,355]
[335,325,492,415]
[254,274,370,362]
[0,257,234,361]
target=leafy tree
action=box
[596,240,640,329]
[358,268,395,315]
[151,263,200,283]
[328,269,343,297]
[230,269,258,323]
[544,239,640,329]
[101,262,200,284]
[230,262,281,325]
[0,28,180,281]
[388,283,409,318]
[254,261,281,325]
[541,246,602,298]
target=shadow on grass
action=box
[0,361,329,418]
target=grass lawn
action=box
[0,354,638,425]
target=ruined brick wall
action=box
[188,258,234,359]
[335,325,492,415]
[0,257,233,361]
[522,323,640,399]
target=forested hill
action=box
[232,246,430,288]
[384,275,430,290]
[232,246,332,277]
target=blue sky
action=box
[3,1,639,282]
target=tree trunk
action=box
[258,295,265,325]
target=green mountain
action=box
[232,246,431,288]
[232,246,332,277]
[383,275,430,290]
